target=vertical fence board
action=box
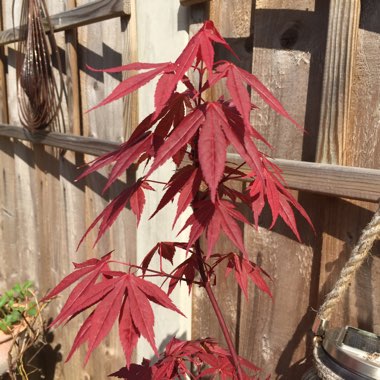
[241,2,330,377]
[193,1,330,378]
[0,1,136,377]
[317,0,380,333]
[191,0,252,352]
[62,0,135,376]
[0,1,13,294]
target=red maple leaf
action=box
[168,254,198,295]
[212,253,272,299]
[49,19,315,379]
[44,254,185,367]
[77,179,153,247]
[141,241,187,274]
[111,337,260,380]
[154,20,233,118]
[198,103,228,202]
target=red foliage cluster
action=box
[111,337,260,380]
[46,21,311,379]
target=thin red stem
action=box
[194,242,244,380]
[190,61,244,379]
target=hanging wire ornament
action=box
[14,0,65,132]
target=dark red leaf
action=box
[89,64,171,112]
[146,108,205,177]
[103,134,152,192]
[119,298,140,368]
[43,252,111,304]
[168,255,197,295]
[131,275,184,316]
[78,180,147,247]
[238,67,303,129]
[198,104,227,202]
[110,360,152,380]
[173,168,202,227]
[65,311,94,363]
[85,277,127,363]
[216,200,249,258]
[225,64,252,128]
[179,200,215,252]
[150,166,196,220]
[141,242,186,274]
[130,186,146,225]
[126,277,157,354]
[53,276,117,328]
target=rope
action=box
[306,205,380,380]
[318,205,380,322]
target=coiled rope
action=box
[304,205,380,380]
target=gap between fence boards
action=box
[0,123,379,203]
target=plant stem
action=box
[191,62,243,379]
[194,241,244,380]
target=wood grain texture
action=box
[316,0,360,164]
[317,0,380,336]
[191,0,248,356]
[64,0,134,376]
[1,123,379,200]
[235,1,329,378]
[65,0,82,136]
[0,0,131,46]
[180,0,210,6]
[0,0,135,377]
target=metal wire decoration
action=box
[14,0,65,132]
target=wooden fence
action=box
[0,0,136,378]
[0,0,379,379]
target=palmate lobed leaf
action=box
[212,253,272,299]
[111,337,259,379]
[198,104,228,202]
[248,158,313,240]
[47,254,184,366]
[77,179,153,248]
[140,241,187,274]
[168,254,197,295]
[146,108,205,177]
[88,63,173,113]
[153,20,232,118]
[51,18,314,379]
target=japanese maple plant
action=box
[44,21,312,379]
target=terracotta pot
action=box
[0,331,12,375]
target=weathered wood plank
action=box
[0,124,379,202]
[0,2,16,296]
[0,0,131,46]
[180,0,210,6]
[317,0,380,335]
[69,0,132,375]
[192,0,250,362]
[227,154,380,203]
[65,0,82,136]
[0,124,119,155]
[238,1,329,378]
[316,0,360,164]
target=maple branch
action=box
[142,273,202,286]
[109,261,201,284]
[194,241,244,380]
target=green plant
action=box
[0,281,37,334]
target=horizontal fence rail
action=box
[0,0,130,46]
[1,124,379,203]
[180,0,211,6]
